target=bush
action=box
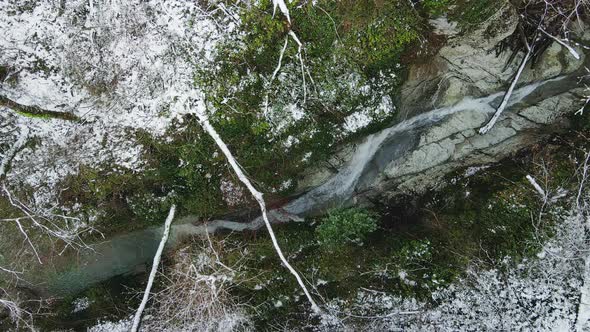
[316,207,378,249]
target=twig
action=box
[539,27,580,60]
[271,36,289,82]
[289,30,307,104]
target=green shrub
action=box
[316,207,378,248]
[420,0,452,15]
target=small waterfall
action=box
[40,76,562,295]
[283,79,547,215]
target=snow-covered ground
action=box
[328,205,590,331]
[0,1,231,208]
[0,0,398,213]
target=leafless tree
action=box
[0,119,92,330]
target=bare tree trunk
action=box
[0,96,79,121]
[131,204,177,332]
[526,174,547,199]
[195,110,321,314]
[272,0,291,23]
[479,48,532,134]
[576,254,590,331]
[575,152,590,331]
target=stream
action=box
[43,72,581,297]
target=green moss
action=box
[40,0,514,261]
[316,207,378,249]
[216,134,587,327]
[58,163,176,236]
[52,0,458,232]
[44,132,581,329]
[0,96,79,121]
[14,110,52,119]
[330,0,423,77]
[35,273,144,331]
[181,0,430,215]
[448,0,504,28]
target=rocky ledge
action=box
[296,7,589,209]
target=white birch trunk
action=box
[272,0,291,23]
[526,174,546,199]
[479,49,532,134]
[195,110,321,314]
[576,251,590,332]
[131,204,177,332]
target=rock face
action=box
[296,5,589,209]
[401,7,585,119]
[371,88,581,201]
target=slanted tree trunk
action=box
[0,96,79,121]
[131,205,177,332]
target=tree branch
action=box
[0,125,28,180]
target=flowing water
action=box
[283,79,547,215]
[42,74,578,296]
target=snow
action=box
[267,103,307,135]
[342,92,395,134]
[0,122,27,179]
[279,179,293,191]
[398,270,417,287]
[220,178,246,207]
[429,16,459,36]
[71,297,92,313]
[336,203,590,331]
[343,111,373,133]
[3,3,588,329]
[283,135,300,148]
[316,279,328,286]
[464,165,491,177]
[89,317,132,332]
[0,1,230,209]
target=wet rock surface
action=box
[296,11,589,210]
